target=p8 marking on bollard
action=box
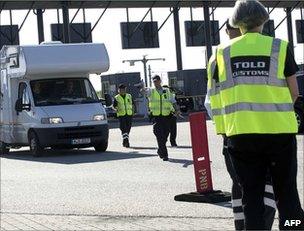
[174,112,231,203]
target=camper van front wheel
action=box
[94,140,108,152]
[0,141,9,155]
[28,132,44,157]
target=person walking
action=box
[139,75,179,161]
[163,85,178,147]
[113,84,134,147]
[207,1,304,229]
[206,20,277,230]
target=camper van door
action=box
[14,82,32,144]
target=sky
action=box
[1,6,304,91]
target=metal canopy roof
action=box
[1,1,304,10]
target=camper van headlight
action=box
[93,114,106,121]
[41,117,63,124]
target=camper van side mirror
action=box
[15,99,31,112]
[104,94,113,107]
[15,99,23,112]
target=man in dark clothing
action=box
[113,84,135,147]
[169,115,177,147]
[163,85,178,147]
[139,76,180,161]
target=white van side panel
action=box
[22,43,109,78]
[0,69,8,142]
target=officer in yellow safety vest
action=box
[207,1,304,230]
[139,75,180,161]
[113,84,134,147]
[205,20,276,231]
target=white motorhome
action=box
[0,43,110,156]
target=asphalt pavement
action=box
[0,120,303,230]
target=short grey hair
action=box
[230,0,269,31]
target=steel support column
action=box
[143,55,148,87]
[173,7,183,70]
[286,7,294,56]
[9,10,13,44]
[36,9,44,43]
[148,65,152,87]
[62,1,70,43]
[203,1,212,62]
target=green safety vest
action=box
[209,33,297,136]
[207,51,225,134]
[115,94,133,117]
[148,88,173,116]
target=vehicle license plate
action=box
[71,138,91,145]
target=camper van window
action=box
[9,54,19,69]
[18,83,30,105]
[30,78,99,106]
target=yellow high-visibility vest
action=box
[148,88,173,116]
[207,51,225,134]
[211,33,297,136]
[115,94,133,117]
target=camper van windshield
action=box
[30,78,99,106]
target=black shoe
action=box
[163,157,169,161]
[125,140,130,148]
[122,139,127,147]
[157,150,164,159]
[171,142,177,147]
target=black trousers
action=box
[169,116,177,144]
[118,116,132,140]
[153,116,171,158]
[227,134,304,230]
[223,137,276,230]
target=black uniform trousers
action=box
[169,116,177,144]
[223,137,276,230]
[153,116,171,158]
[227,134,304,230]
[118,115,132,140]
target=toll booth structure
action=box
[1,1,303,70]
[168,69,207,113]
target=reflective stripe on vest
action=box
[212,102,294,116]
[148,88,173,116]
[115,94,133,117]
[207,52,225,134]
[213,34,297,136]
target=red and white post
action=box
[174,112,230,203]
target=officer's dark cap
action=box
[152,75,161,82]
[118,84,126,89]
